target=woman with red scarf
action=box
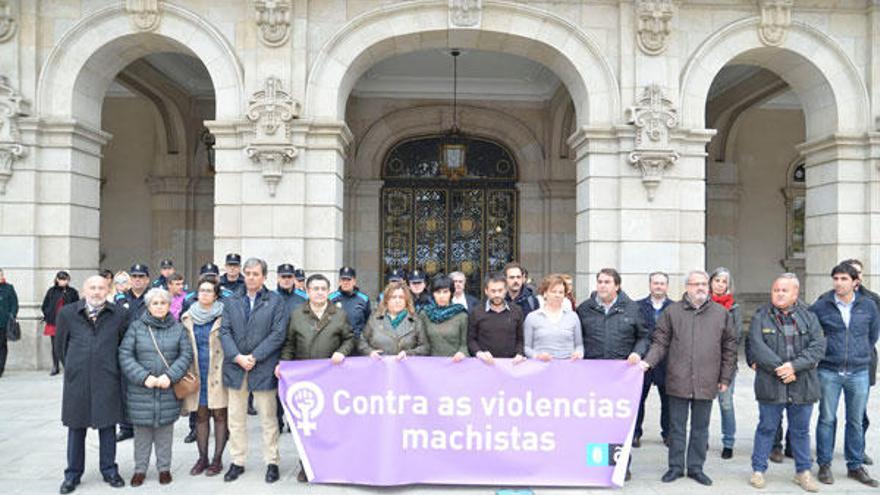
[709,267,742,461]
[40,271,80,375]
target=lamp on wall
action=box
[440,49,466,180]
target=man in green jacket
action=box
[275,273,354,482]
[0,267,19,378]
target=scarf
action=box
[141,311,177,329]
[389,310,408,329]
[712,293,735,310]
[423,302,466,323]
[187,300,224,326]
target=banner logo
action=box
[285,381,325,436]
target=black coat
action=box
[748,303,826,404]
[219,287,288,391]
[57,301,127,429]
[636,296,674,386]
[577,291,650,360]
[41,285,80,325]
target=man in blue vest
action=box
[329,266,371,340]
[275,263,307,315]
[220,253,245,295]
[293,268,308,301]
[152,258,175,289]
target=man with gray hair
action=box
[219,257,288,484]
[746,273,825,491]
[642,270,738,486]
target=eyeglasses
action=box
[687,282,709,287]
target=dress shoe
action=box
[247,404,258,416]
[158,471,172,485]
[632,436,641,448]
[190,458,208,476]
[59,479,78,494]
[205,460,223,477]
[224,464,245,482]
[721,447,733,459]
[663,437,670,447]
[687,471,713,486]
[184,429,197,443]
[50,364,60,376]
[848,466,880,487]
[769,447,784,464]
[102,473,125,488]
[817,464,833,484]
[661,469,684,483]
[297,468,308,483]
[865,454,875,466]
[625,469,632,481]
[265,464,280,483]
[130,472,146,487]
[115,429,133,442]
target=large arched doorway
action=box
[380,135,518,295]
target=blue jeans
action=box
[717,369,736,448]
[816,368,870,470]
[751,402,813,473]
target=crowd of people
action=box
[0,254,877,493]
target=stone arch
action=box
[306,0,619,127]
[352,104,544,181]
[36,2,244,127]
[680,18,869,139]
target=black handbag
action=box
[5,315,21,341]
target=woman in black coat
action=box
[41,271,79,375]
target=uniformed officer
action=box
[114,263,151,443]
[378,268,406,303]
[408,269,433,313]
[329,266,372,339]
[152,258,175,289]
[220,253,244,295]
[293,268,308,300]
[275,263,307,315]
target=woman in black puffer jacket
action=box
[119,288,192,487]
[40,271,79,375]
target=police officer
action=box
[220,253,244,295]
[329,267,372,340]
[152,259,175,289]
[114,263,151,443]
[276,263,307,315]
[408,269,433,313]
[378,269,406,303]
[293,268,308,300]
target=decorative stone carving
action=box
[757,0,793,46]
[449,0,482,28]
[0,76,29,194]
[246,77,300,196]
[626,84,679,201]
[635,0,674,56]
[126,0,160,32]
[255,0,291,47]
[0,1,17,43]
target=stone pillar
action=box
[345,178,382,295]
[798,134,874,302]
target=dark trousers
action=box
[189,411,196,432]
[668,396,712,474]
[0,327,7,376]
[65,426,118,482]
[635,371,669,440]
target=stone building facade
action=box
[1,0,878,368]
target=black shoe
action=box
[632,436,641,448]
[625,469,632,481]
[247,405,258,416]
[784,447,793,458]
[663,436,670,447]
[848,466,880,487]
[661,469,684,483]
[865,454,875,466]
[183,429,197,444]
[115,429,133,442]
[818,464,833,484]
[224,464,245,482]
[297,468,308,483]
[102,473,125,488]
[59,479,78,494]
[687,471,713,486]
[721,447,733,459]
[50,364,60,376]
[265,464,280,483]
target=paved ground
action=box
[1,365,879,495]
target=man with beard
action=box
[503,262,539,317]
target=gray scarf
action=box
[186,300,224,326]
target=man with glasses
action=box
[642,270,738,486]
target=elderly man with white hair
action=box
[56,275,128,494]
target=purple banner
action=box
[279,357,644,487]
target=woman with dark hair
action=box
[709,266,742,460]
[41,271,79,375]
[180,276,227,477]
[420,275,469,361]
[358,281,429,359]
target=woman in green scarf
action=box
[420,275,469,361]
[358,281,429,359]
